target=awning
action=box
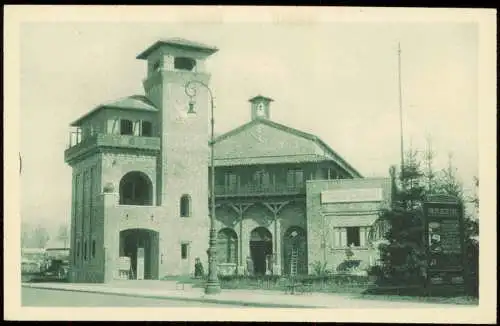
[328,214,379,227]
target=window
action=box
[322,168,339,180]
[119,171,153,206]
[224,172,238,192]
[180,195,191,217]
[346,227,361,247]
[181,243,189,259]
[120,119,133,135]
[141,121,153,137]
[174,57,196,71]
[152,60,161,72]
[253,170,270,190]
[76,241,80,258]
[84,240,87,260]
[92,240,96,259]
[287,169,304,189]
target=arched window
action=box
[119,171,153,206]
[217,228,238,264]
[180,195,191,217]
[120,119,133,135]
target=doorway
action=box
[283,226,307,275]
[119,229,159,280]
[249,227,273,275]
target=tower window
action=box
[174,57,196,71]
[92,240,96,258]
[180,195,191,217]
[120,119,133,135]
[141,121,153,137]
[119,171,153,206]
[76,241,80,258]
[152,60,161,72]
[181,243,189,260]
[84,240,88,260]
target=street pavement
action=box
[22,280,470,308]
[22,287,241,307]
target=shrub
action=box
[310,260,331,276]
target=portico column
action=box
[273,217,282,275]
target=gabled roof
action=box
[136,38,219,60]
[213,119,363,178]
[70,95,158,127]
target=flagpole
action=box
[398,42,405,181]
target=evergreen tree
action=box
[374,148,479,296]
[375,146,427,286]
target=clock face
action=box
[256,103,265,116]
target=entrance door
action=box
[119,229,159,280]
[249,227,273,276]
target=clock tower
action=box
[137,38,219,276]
[250,95,273,120]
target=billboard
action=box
[423,195,466,288]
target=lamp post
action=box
[185,80,221,295]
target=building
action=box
[64,38,392,283]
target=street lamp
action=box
[185,80,221,295]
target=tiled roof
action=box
[213,154,333,167]
[137,38,219,60]
[70,95,157,126]
[213,119,362,178]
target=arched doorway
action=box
[119,229,159,280]
[119,171,153,206]
[217,228,238,264]
[283,226,307,276]
[249,227,273,276]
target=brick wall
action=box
[306,177,392,273]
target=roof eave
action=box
[136,40,219,60]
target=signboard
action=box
[118,256,131,271]
[136,247,145,280]
[423,195,465,289]
[321,188,383,204]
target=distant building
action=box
[64,38,392,283]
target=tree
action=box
[374,148,479,296]
[374,146,428,286]
[423,136,439,194]
[33,225,50,248]
[57,224,69,248]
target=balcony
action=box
[64,133,160,163]
[213,183,305,198]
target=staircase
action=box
[290,248,298,277]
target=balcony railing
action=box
[65,133,160,163]
[213,183,305,197]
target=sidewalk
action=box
[22,280,461,308]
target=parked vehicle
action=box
[43,248,70,281]
[21,248,48,282]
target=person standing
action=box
[246,256,254,276]
[194,257,204,278]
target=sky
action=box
[20,20,479,227]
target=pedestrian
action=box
[246,256,254,276]
[194,257,204,278]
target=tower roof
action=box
[136,38,219,60]
[70,95,157,127]
[249,95,274,103]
